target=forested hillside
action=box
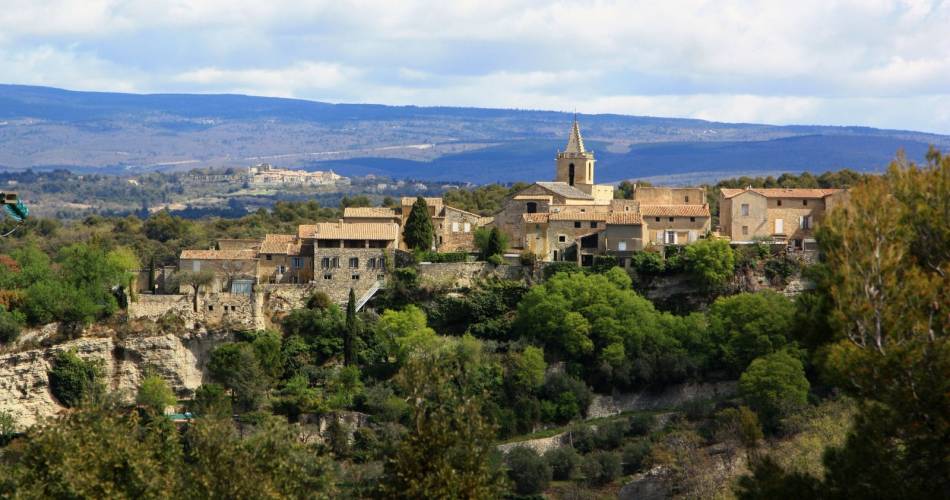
[0,153,947,498]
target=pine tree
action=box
[403,197,434,250]
[344,288,357,366]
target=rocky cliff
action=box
[0,329,232,429]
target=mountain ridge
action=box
[0,84,946,183]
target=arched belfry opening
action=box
[568,163,575,186]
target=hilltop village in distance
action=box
[131,120,846,329]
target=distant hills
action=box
[0,84,946,184]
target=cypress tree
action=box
[403,197,434,250]
[344,288,357,366]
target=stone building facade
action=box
[719,188,845,247]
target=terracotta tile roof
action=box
[535,182,595,200]
[260,234,298,254]
[216,238,261,251]
[720,188,844,199]
[522,213,550,223]
[606,212,643,224]
[549,211,609,221]
[640,204,711,217]
[400,197,443,207]
[343,207,399,218]
[180,249,258,260]
[298,221,399,240]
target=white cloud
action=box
[0,1,948,132]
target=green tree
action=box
[189,383,232,418]
[581,450,622,486]
[344,288,357,366]
[282,304,345,364]
[402,196,434,250]
[739,351,810,432]
[136,374,177,414]
[684,238,735,289]
[207,343,268,412]
[545,446,581,480]
[379,350,506,499]
[0,411,15,446]
[171,269,216,313]
[375,305,439,365]
[48,350,103,408]
[475,226,508,261]
[708,291,796,374]
[505,447,551,496]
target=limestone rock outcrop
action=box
[0,330,231,429]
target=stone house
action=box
[258,234,313,284]
[603,212,646,267]
[640,204,712,245]
[719,187,845,248]
[298,221,398,287]
[178,249,259,294]
[396,197,485,252]
[343,206,401,224]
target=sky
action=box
[2,0,949,133]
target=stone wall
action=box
[586,381,737,419]
[129,294,194,321]
[0,330,232,429]
[416,262,527,289]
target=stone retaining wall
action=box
[587,381,737,419]
[416,262,527,289]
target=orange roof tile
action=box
[180,249,258,260]
[298,221,399,240]
[260,234,298,254]
[606,212,643,225]
[522,213,550,223]
[720,188,843,199]
[343,207,398,218]
[639,204,711,217]
[549,211,609,221]
[400,197,443,207]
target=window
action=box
[618,241,627,251]
[618,257,627,267]
[590,221,597,228]
[742,225,749,236]
[266,254,272,260]
[526,202,538,213]
[349,257,359,268]
[535,224,540,230]
[690,217,696,222]
[277,265,286,274]
[803,199,808,206]
[323,273,333,280]
[292,257,302,268]
[452,222,459,232]
[351,274,360,280]
[332,257,340,268]
[208,305,214,311]
[777,199,782,206]
[800,215,812,229]
[669,217,674,222]
[685,195,690,203]
[463,223,470,233]
[192,261,201,272]
[568,163,575,185]
[741,203,750,216]
[368,258,376,269]
[655,217,660,222]
[624,206,630,212]
[321,257,330,269]
[775,218,784,234]
[558,235,567,243]
[574,221,581,228]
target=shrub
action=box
[487,254,505,266]
[519,251,538,267]
[415,251,468,263]
[48,350,103,408]
[739,351,810,432]
[190,383,232,418]
[594,420,627,450]
[630,251,665,275]
[591,255,618,274]
[683,239,735,289]
[708,290,796,374]
[582,451,622,486]
[0,307,23,345]
[714,406,763,448]
[540,374,592,423]
[542,262,582,279]
[627,413,656,437]
[306,291,333,310]
[568,424,596,454]
[545,446,581,481]
[622,439,652,473]
[764,256,801,285]
[506,447,552,496]
[136,374,177,414]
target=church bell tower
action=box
[555,118,596,193]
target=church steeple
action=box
[564,118,586,154]
[555,118,595,189]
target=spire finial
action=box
[564,115,585,154]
